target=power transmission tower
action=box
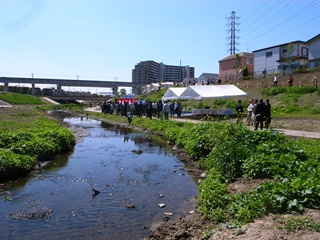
[226,11,240,55]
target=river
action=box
[0,116,198,240]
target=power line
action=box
[249,13,320,50]
[245,0,320,45]
[240,0,284,37]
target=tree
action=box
[119,88,127,96]
[242,66,249,77]
[284,42,296,74]
[234,54,242,81]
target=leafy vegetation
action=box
[278,217,320,233]
[0,117,75,181]
[116,116,320,227]
[0,94,76,181]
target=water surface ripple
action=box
[0,117,198,240]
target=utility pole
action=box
[226,11,240,55]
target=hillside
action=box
[236,72,319,99]
[142,72,320,132]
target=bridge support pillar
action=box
[31,82,35,95]
[4,81,9,92]
[112,86,118,96]
[56,84,62,96]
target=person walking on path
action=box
[312,75,318,88]
[287,75,293,87]
[264,99,271,129]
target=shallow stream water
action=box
[0,117,198,240]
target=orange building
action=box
[219,52,254,82]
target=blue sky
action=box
[1,0,319,92]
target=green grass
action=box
[0,92,44,104]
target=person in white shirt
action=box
[246,99,254,126]
[273,74,278,86]
[312,75,318,88]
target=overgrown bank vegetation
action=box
[0,93,76,182]
[127,117,320,229]
[0,117,75,181]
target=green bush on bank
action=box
[0,149,36,180]
[129,117,320,226]
[0,118,75,181]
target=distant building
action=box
[253,41,308,76]
[198,73,219,85]
[306,34,320,68]
[252,34,320,77]
[219,52,254,82]
[132,60,194,94]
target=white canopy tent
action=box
[179,85,247,100]
[161,87,187,101]
[178,85,247,116]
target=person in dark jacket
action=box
[254,98,265,130]
[147,101,153,119]
[264,99,271,129]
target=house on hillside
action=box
[253,40,309,77]
[307,34,320,68]
[218,52,254,82]
[197,73,219,85]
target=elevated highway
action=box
[0,77,135,96]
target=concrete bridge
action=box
[0,77,136,96]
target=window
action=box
[266,51,273,57]
[301,47,308,56]
[246,58,253,64]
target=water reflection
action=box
[0,117,198,240]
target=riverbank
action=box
[2,104,320,239]
[82,108,320,240]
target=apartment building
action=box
[132,60,195,89]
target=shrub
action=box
[0,149,36,181]
[198,169,230,222]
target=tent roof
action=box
[161,87,187,101]
[179,85,247,100]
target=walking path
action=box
[84,107,320,139]
[0,99,12,108]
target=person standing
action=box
[147,101,153,119]
[246,99,254,126]
[157,100,163,119]
[235,100,244,124]
[169,101,175,118]
[312,75,318,88]
[287,75,293,87]
[251,99,258,128]
[273,74,278,86]
[254,98,265,130]
[162,101,170,120]
[264,99,271,129]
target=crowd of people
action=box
[236,98,271,130]
[99,100,182,122]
